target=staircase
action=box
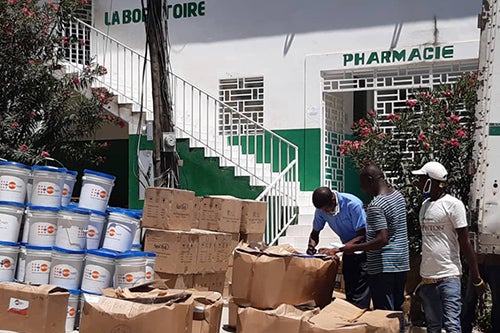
[62,18,299,245]
[278,191,341,253]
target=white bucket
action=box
[144,252,157,282]
[61,170,78,207]
[30,165,67,208]
[78,170,115,213]
[131,244,142,251]
[0,241,19,282]
[49,247,85,290]
[86,210,107,250]
[66,289,81,333]
[0,201,25,243]
[55,207,90,251]
[101,210,139,253]
[81,249,116,294]
[24,245,52,285]
[0,161,31,204]
[113,251,146,288]
[16,244,26,282]
[26,206,59,247]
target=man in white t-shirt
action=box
[412,161,486,333]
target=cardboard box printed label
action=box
[231,246,338,309]
[0,282,69,333]
[198,196,242,233]
[142,187,195,231]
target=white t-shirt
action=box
[419,194,468,279]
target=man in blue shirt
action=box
[307,186,370,309]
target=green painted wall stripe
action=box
[489,124,500,136]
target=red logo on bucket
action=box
[87,229,96,237]
[1,259,11,269]
[108,228,116,237]
[8,181,16,190]
[68,307,76,317]
[125,274,134,283]
[62,269,71,277]
[92,271,100,279]
[46,186,54,194]
[62,188,68,196]
[47,225,55,234]
[99,190,107,198]
[145,271,152,280]
[40,264,49,272]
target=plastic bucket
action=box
[0,161,31,204]
[24,245,52,285]
[113,251,146,288]
[61,170,78,207]
[86,210,107,250]
[81,249,116,294]
[144,252,157,282]
[49,247,85,290]
[131,244,142,252]
[0,241,19,282]
[55,207,90,251]
[78,170,115,213]
[0,201,25,243]
[101,210,139,253]
[66,289,81,333]
[16,244,26,282]
[26,206,59,246]
[30,165,67,208]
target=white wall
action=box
[93,0,481,130]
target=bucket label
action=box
[35,181,61,197]
[116,270,145,287]
[0,255,17,281]
[145,266,154,281]
[0,175,25,194]
[67,305,76,318]
[87,225,100,239]
[34,222,57,236]
[83,264,112,285]
[28,260,50,274]
[8,298,29,316]
[52,263,78,280]
[0,213,21,241]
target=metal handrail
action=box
[63,17,299,244]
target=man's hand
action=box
[307,230,319,255]
[341,243,355,254]
[306,244,317,255]
[473,278,489,295]
[318,248,339,256]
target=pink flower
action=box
[29,112,35,118]
[352,141,361,150]
[61,36,68,46]
[444,90,452,98]
[107,115,115,122]
[118,120,126,128]
[423,142,430,148]
[368,110,375,116]
[72,77,80,84]
[406,99,417,108]
[8,0,15,5]
[11,122,19,128]
[418,133,426,142]
[97,156,106,162]
[80,40,86,46]
[360,127,371,137]
[432,98,439,104]
[101,142,110,147]
[421,91,431,99]
[19,144,27,151]
[439,123,446,129]
[81,0,89,4]
[41,151,50,157]
[455,129,467,138]
[378,133,385,139]
[449,114,460,123]
[387,114,401,121]
[450,138,459,147]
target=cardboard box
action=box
[240,232,264,243]
[81,282,194,333]
[193,272,226,294]
[142,187,195,231]
[237,299,403,333]
[144,229,199,274]
[198,196,242,233]
[240,200,267,233]
[192,197,202,229]
[228,297,239,328]
[155,272,195,290]
[191,291,224,333]
[232,246,338,309]
[0,282,69,333]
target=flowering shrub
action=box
[0,0,121,165]
[340,72,479,253]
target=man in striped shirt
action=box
[339,164,409,317]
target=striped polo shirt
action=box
[365,189,409,274]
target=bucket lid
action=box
[32,165,68,173]
[52,246,85,255]
[0,241,19,247]
[87,249,118,258]
[143,252,157,257]
[84,169,116,181]
[116,251,147,259]
[27,204,60,212]
[68,289,82,295]
[60,206,91,215]
[26,244,53,251]
[0,160,31,170]
[107,207,139,219]
[66,170,78,176]
[89,209,107,217]
[0,201,25,208]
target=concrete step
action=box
[286,224,339,238]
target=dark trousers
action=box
[461,264,500,333]
[342,252,371,309]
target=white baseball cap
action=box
[411,161,448,181]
